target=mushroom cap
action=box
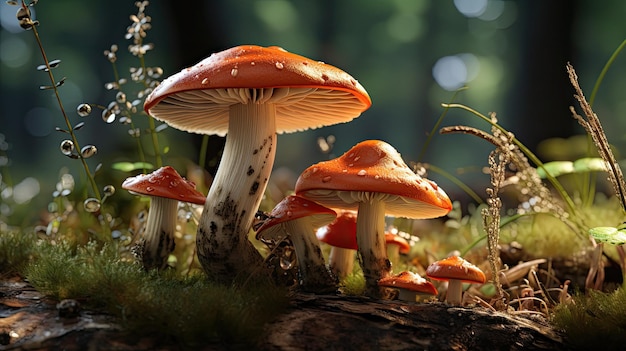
[294,140,453,219]
[121,166,206,204]
[385,232,411,254]
[144,45,372,136]
[425,255,486,284]
[378,271,438,295]
[316,211,358,250]
[255,195,337,241]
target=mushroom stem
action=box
[446,279,463,305]
[141,196,178,270]
[283,219,338,293]
[197,103,276,283]
[386,245,401,269]
[355,197,391,298]
[328,247,355,279]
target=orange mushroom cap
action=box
[295,140,452,218]
[255,195,337,241]
[385,232,411,254]
[378,271,438,295]
[144,45,372,136]
[426,255,486,284]
[316,211,358,250]
[121,166,206,204]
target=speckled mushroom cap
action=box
[121,166,206,204]
[378,271,438,295]
[294,140,453,219]
[385,232,411,254]
[144,45,372,136]
[426,255,486,284]
[255,195,337,241]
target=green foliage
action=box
[23,239,289,346]
[552,288,626,350]
[0,230,36,275]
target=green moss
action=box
[552,287,626,350]
[22,238,289,347]
[0,229,37,275]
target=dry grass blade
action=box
[567,63,626,213]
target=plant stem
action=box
[30,15,100,201]
[418,86,468,162]
[441,103,579,219]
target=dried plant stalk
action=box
[482,149,508,310]
[567,63,626,213]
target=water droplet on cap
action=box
[357,170,367,176]
[275,62,284,70]
[231,68,238,77]
[322,176,332,183]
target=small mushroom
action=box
[316,211,358,279]
[295,140,452,298]
[122,166,205,270]
[255,195,338,293]
[385,229,411,270]
[378,271,438,302]
[144,45,371,283]
[426,255,486,305]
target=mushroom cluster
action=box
[144,45,371,283]
[255,195,338,293]
[295,139,452,298]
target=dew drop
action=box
[201,78,209,85]
[76,103,92,117]
[145,186,154,192]
[286,211,293,217]
[81,145,97,158]
[322,176,332,183]
[275,62,284,70]
[83,198,101,213]
[231,68,238,77]
[280,256,294,270]
[103,185,115,196]
[357,170,367,176]
[102,109,116,123]
[116,91,126,103]
[60,140,74,155]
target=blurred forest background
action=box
[1,0,626,226]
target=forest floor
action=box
[1,276,570,351]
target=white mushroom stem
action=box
[353,193,393,298]
[328,247,356,279]
[445,279,464,305]
[197,103,276,282]
[386,245,401,268]
[396,289,421,302]
[141,196,178,270]
[282,219,338,293]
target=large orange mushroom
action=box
[144,45,371,282]
[295,140,452,298]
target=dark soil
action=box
[1,277,569,351]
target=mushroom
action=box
[426,255,486,305]
[144,45,371,283]
[378,271,438,302]
[255,195,338,293]
[385,229,411,270]
[316,211,358,279]
[122,166,206,270]
[295,140,452,298]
